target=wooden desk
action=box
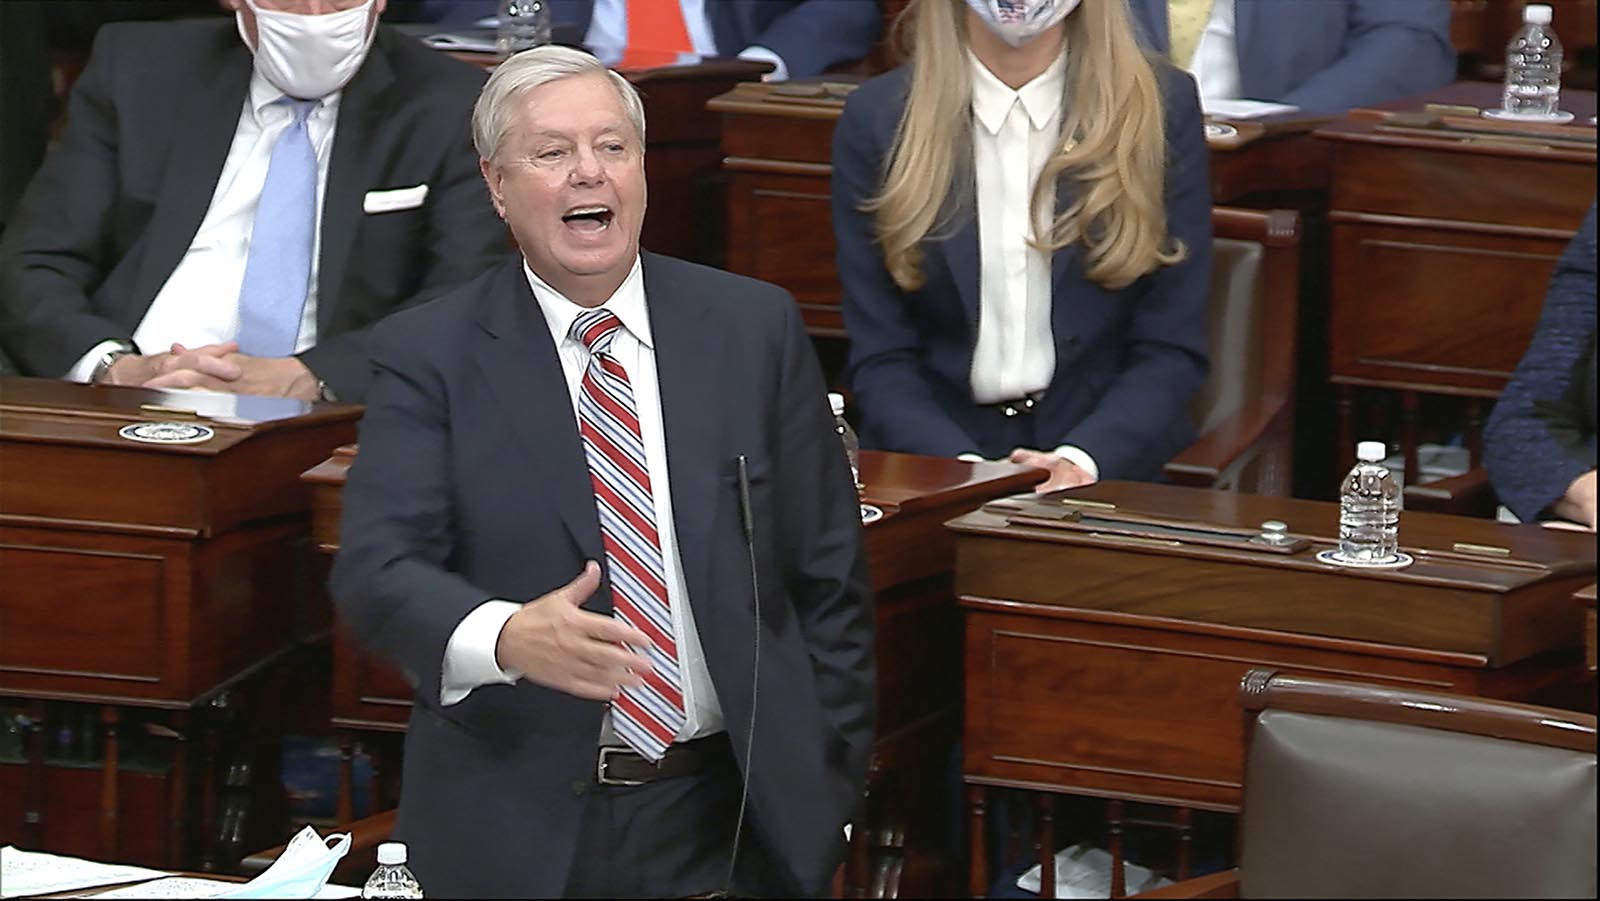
[708,81,1332,339]
[1580,583,1597,678]
[950,480,1595,897]
[301,446,1042,896]
[1313,82,1596,482]
[0,378,360,869]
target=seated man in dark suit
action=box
[413,0,881,79]
[331,44,874,898]
[1484,204,1597,531]
[0,0,506,403]
[1129,0,1455,112]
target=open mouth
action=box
[561,205,615,233]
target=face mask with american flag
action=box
[964,0,1081,47]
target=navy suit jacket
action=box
[1484,205,1597,523]
[419,0,881,78]
[1129,0,1455,112]
[831,65,1212,481]
[330,253,875,897]
[0,20,506,401]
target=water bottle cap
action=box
[376,842,407,865]
[827,392,845,417]
[1356,441,1386,462]
[1524,3,1552,24]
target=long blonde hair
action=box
[866,0,1184,292]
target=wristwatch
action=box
[89,342,137,384]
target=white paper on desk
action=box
[421,29,499,52]
[1540,517,1593,532]
[0,846,169,898]
[89,877,360,899]
[1203,97,1299,119]
[1015,843,1172,899]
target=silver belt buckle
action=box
[596,746,647,787]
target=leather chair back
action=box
[1236,670,1597,899]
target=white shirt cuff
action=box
[1051,444,1100,482]
[66,339,130,383]
[956,452,987,463]
[737,45,789,82]
[440,599,523,706]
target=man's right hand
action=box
[100,341,242,387]
[494,561,656,700]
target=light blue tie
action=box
[237,98,319,357]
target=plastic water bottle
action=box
[497,0,552,59]
[1338,441,1401,564]
[362,842,423,899]
[1501,3,1563,118]
[829,392,861,491]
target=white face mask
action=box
[964,0,1081,48]
[237,0,378,100]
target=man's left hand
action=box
[1009,448,1097,493]
[142,353,321,400]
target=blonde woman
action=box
[832,0,1211,489]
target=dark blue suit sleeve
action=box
[771,294,876,793]
[832,85,984,457]
[1277,0,1454,112]
[330,317,499,707]
[1057,70,1211,479]
[743,0,882,78]
[1484,205,1598,523]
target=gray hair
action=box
[472,45,647,163]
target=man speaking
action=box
[331,44,875,898]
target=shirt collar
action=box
[248,71,342,123]
[525,256,654,351]
[968,46,1067,135]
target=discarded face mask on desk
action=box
[220,826,351,899]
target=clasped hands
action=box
[100,341,320,400]
[494,561,657,701]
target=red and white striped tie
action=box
[571,309,685,761]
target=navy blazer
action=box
[831,64,1212,481]
[1484,204,1597,523]
[1129,0,1455,112]
[418,0,882,78]
[331,253,874,897]
[0,20,507,401]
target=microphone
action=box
[724,455,761,895]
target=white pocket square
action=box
[363,184,429,214]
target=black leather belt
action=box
[987,390,1045,418]
[596,732,733,786]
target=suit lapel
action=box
[1144,0,1171,51]
[129,37,252,316]
[317,33,396,334]
[643,253,725,616]
[933,209,982,334]
[1233,0,1258,93]
[474,261,606,568]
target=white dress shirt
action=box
[440,257,726,745]
[585,0,789,80]
[66,73,338,381]
[966,50,1098,479]
[1187,0,1243,102]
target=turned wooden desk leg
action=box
[1107,799,1126,900]
[1401,390,1419,488]
[168,712,190,869]
[336,733,355,825]
[23,703,45,850]
[1466,398,1484,470]
[1336,386,1354,479]
[1176,806,1194,880]
[967,785,988,898]
[1037,794,1056,899]
[199,708,221,872]
[99,706,120,859]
